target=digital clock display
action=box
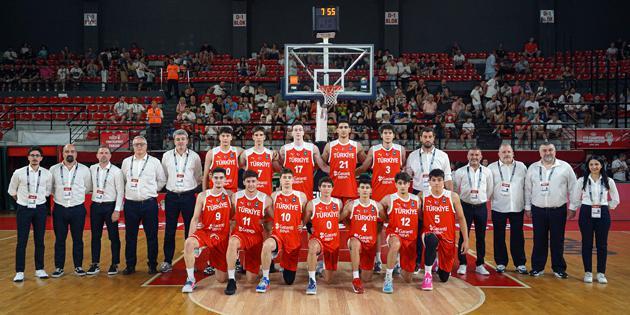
[313,6,339,32]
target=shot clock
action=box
[313,6,339,33]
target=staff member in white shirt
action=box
[488,144,528,274]
[525,142,579,278]
[8,146,53,282]
[159,129,202,273]
[574,155,620,284]
[87,146,125,276]
[49,143,92,278]
[454,147,493,275]
[121,136,167,275]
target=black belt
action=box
[92,201,116,205]
[126,197,156,204]
[166,189,196,197]
[462,201,487,207]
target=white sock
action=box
[375,252,382,263]
[352,270,360,279]
[186,268,195,281]
[228,269,235,279]
[308,271,316,281]
[386,269,393,278]
[262,269,270,278]
[425,265,433,276]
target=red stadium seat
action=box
[99,105,111,112]
[84,96,94,103]
[95,96,106,104]
[60,97,70,104]
[38,96,49,104]
[4,97,15,104]
[106,96,118,104]
[16,96,26,104]
[72,96,83,104]
[26,96,37,104]
[49,96,60,104]
[87,104,98,112]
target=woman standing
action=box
[575,156,620,284]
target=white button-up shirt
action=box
[405,147,452,193]
[121,154,167,201]
[161,148,202,192]
[488,160,527,213]
[8,165,53,207]
[453,164,493,204]
[90,162,125,211]
[574,176,620,209]
[50,162,92,207]
[524,159,579,211]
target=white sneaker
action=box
[583,272,593,283]
[496,264,506,273]
[13,272,25,282]
[457,265,467,275]
[35,270,49,279]
[475,265,490,275]
[597,273,608,284]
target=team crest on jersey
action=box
[255,201,260,207]
[303,151,308,157]
[371,206,376,214]
[332,204,337,210]
[221,195,226,201]
[393,151,397,156]
[230,152,235,158]
[411,201,416,207]
[442,197,447,203]
[292,197,297,203]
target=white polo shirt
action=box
[90,162,125,211]
[8,165,53,207]
[453,164,493,205]
[488,160,527,213]
[524,159,579,211]
[50,162,92,208]
[121,154,167,201]
[405,147,452,193]
[161,148,202,192]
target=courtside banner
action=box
[575,128,630,149]
[100,131,130,150]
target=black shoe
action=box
[148,266,158,275]
[51,268,64,278]
[269,261,278,273]
[87,264,100,275]
[554,271,569,279]
[108,264,119,275]
[224,279,237,295]
[122,267,136,275]
[74,267,87,276]
[529,270,544,277]
[203,266,215,276]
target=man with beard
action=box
[525,142,579,278]
[49,144,93,277]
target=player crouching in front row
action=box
[420,169,469,290]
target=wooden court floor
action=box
[1,226,629,314]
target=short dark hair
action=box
[318,176,334,187]
[358,176,371,186]
[28,146,42,156]
[97,145,111,153]
[291,121,304,129]
[212,167,227,176]
[218,126,233,136]
[468,146,481,152]
[280,168,293,176]
[243,170,258,180]
[252,126,266,134]
[337,119,350,127]
[421,127,435,136]
[429,169,445,180]
[378,124,395,134]
[394,172,412,183]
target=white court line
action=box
[0,235,17,241]
[141,254,186,287]
[466,250,531,289]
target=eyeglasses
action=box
[29,154,42,158]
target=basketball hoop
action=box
[318,84,343,109]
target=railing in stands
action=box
[486,121,578,150]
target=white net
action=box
[319,85,343,108]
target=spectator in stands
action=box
[3,47,18,63]
[524,37,541,57]
[112,96,130,122]
[442,107,458,147]
[452,97,465,115]
[469,84,482,116]
[535,80,548,100]
[181,106,196,123]
[545,112,564,140]
[118,55,129,91]
[255,58,267,77]
[513,113,531,148]
[417,56,429,76]
[385,59,398,89]
[495,43,507,60]
[129,97,145,122]
[453,49,466,69]
[512,80,522,96]
[515,55,530,74]
[175,97,187,120]
[561,66,576,89]
[397,57,412,88]
[611,154,628,182]
[208,81,227,98]
[485,74,499,101]
[606,42,618,61]
[37,45,49,59]
[485,95,501,117]
[134,58,148,91]
[69,63,84,90]
[485,51,497,80]
[1,65,16,91]
[240,80,255,98]
[500,82,512,98]
[19,43,32,59]
[232,103,251,122]
[166,59,180,99]
[524,94,540,113]
[39,64,53,91]
[460,117,475,148]
[23,64,39,92]
[99,50,111,92]
[56,64,69,92]
[86,60,99,78]
[422,94,438,121]
[237,57,249,76]
[285,102,300,124]
[531,114,547,143]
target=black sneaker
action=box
[87,264,100,275]
[148,266,158,275]
[51,268,64,278]
[74,267,87,276]
[224,279,237,295]
[108,264,119,275]
[203,266,215,276]
[554,271,569,279]
[122,267,136,275]
[529,270,544,277]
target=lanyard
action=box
[467,166,483,190]
[96,166,111,190]
[174,150,190,174]
[60,164,79,188]
[498,162,517,183]
[538,166,555,183]
[419,148,436,174]
[588,178,605,205]
[26,168,41,195]
[130,157,149,179]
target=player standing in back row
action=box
[240,126,277,195]
[322,120,366,204]
[203,127,243,193]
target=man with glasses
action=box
[49,144,93,277]
[8,146,53,282]
[121,136,167,275]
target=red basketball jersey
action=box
[272,191,305,249]
[209,146,239,192]
[233,190,267,237]
[283,142,315,199]
[349,199,380,247]
[201,189,232,237]
[244,147,273,195]
[386,193,420,241]
[311,198,342,250]
[370,143,404,202]
[329,140,359,198]
[422,190,457,241]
